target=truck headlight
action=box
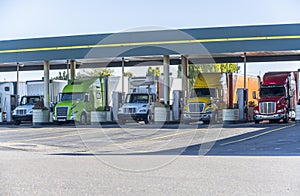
[254,110,259,114]
[277,109,284,113]
[139,109,147,113]
[206,108,213,113]
[70,112,77,120]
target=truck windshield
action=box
[190,88,217,98]
[260,87,285,97]
[61,93,84,101]
[125,94,149,103]
[20,96,42,105]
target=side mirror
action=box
[252,91,257,99]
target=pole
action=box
[243,52,248,121]
[66,60,69,81]
[70,60,76,80]
[122,57,125,94]
[16,63,20,102]
[243,52,247,89]
[163,55,170,105]
[181,55,188,105]
[43,60,50,109]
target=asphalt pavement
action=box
[0,122,299,195]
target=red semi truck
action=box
[253,71,298,124]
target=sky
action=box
[0,0,300,81]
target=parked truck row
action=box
[0,70,298,125]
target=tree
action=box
[51,71,67,80]
[177,63,239,85]
[146,66,161,77]
[76,68,114,78]
[123,71,133,77]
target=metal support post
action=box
[181,55,188,105]
[70,60,76,80]
[163,55,170,105]
[43,60,50,109]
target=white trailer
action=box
[26,80,68,106]
[0,81,27,122]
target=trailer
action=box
[0,82,27,122]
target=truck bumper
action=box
[54,116,75,123]
[12,115,32,122]
[183,113,211,122]
[253,114,284,121]
[118,113,147,121]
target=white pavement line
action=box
[220,124,295,146]
[0,142,59,151]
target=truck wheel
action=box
[118,119,125,125]
[144,111,152,124]
[212,112,218,124]
[283,113,289,123]
[182,120,190,125]
[254,120,260,124]
[203,120,210,124]
[80,113,87,125]
[14,120,21,125]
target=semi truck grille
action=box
[124,108,136,114]
[56,107,68,117]
[259,102,276,114]
[16,109,26,115]
[188,103,205,113]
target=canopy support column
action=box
[163,55,170,105]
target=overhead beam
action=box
[0,54,300,72]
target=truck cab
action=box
[12,95,43,125]
[253,72,298,123]
[183,73,227,124]
[117,92,156,124]
[117,77,157,125]
[53,77,106,124]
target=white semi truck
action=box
[12,80,67,125]
[117,77,157,124]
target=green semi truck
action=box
[53,77,108,124]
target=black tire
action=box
[203,120,210,124]
[182,120,190,125]
[14,120,21,125]
[254,120,260,124]
[118,119,125,125]
[211,112,218,124]
[144,111,152,124]
[80,113,87,125]
[291,118,296,122]
[283,112,289,123]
